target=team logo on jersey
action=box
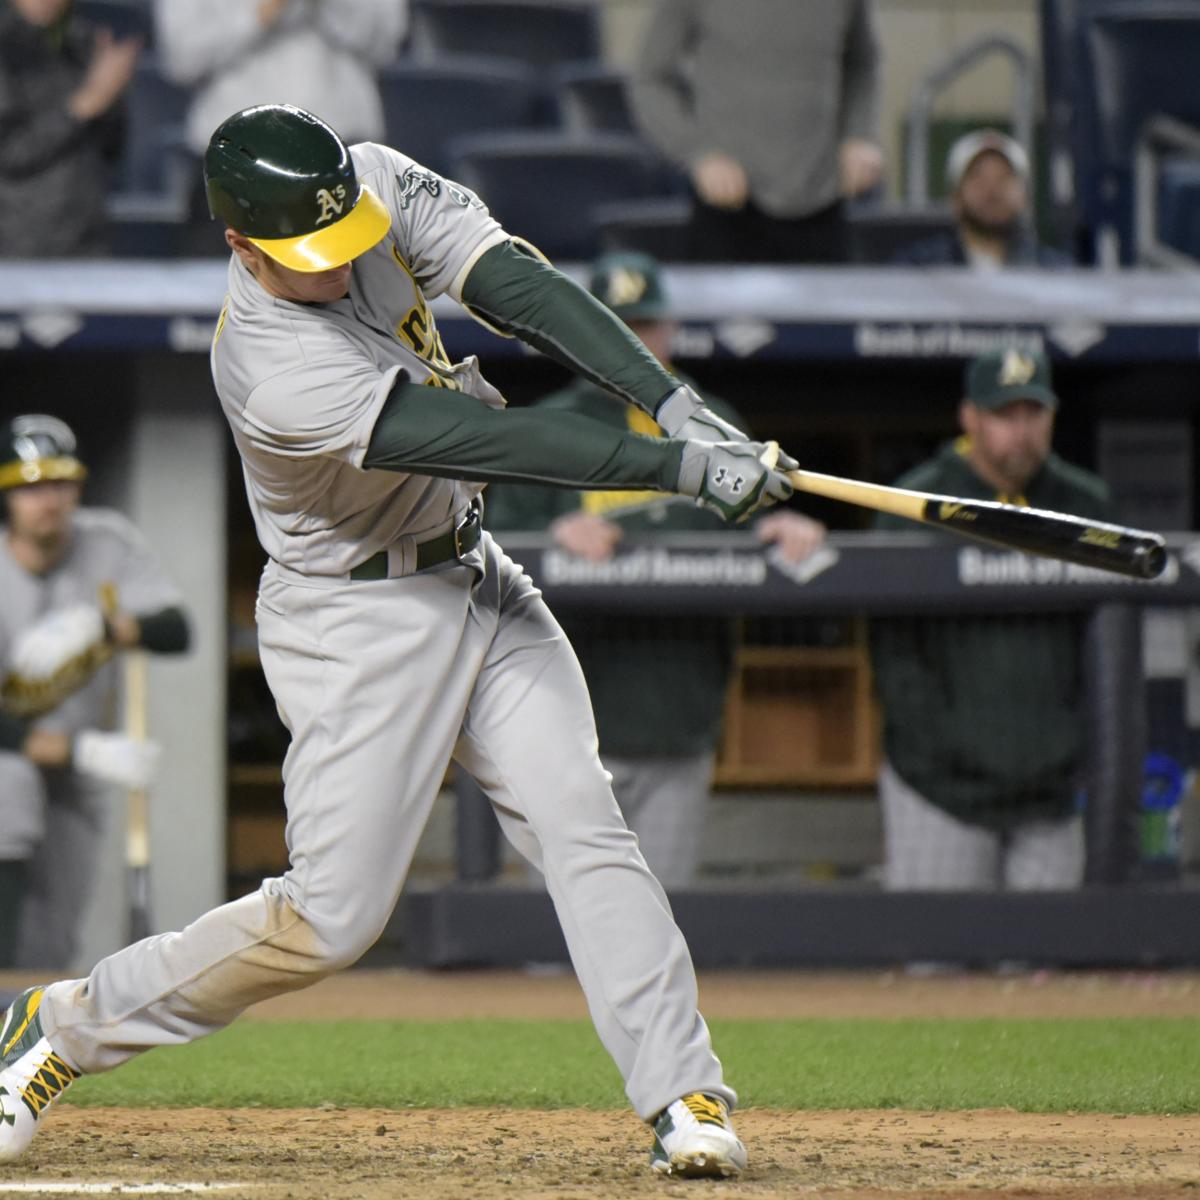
[397,165,442,209]
[998,348,1037,387]
[314,185,348,224]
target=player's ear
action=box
[958,398,978,435]
[225,229,261,268]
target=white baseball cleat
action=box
[649,1091,747,1179]
[0,987,80,1161]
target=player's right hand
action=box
[73,730,161,790]
[676,439,795,524]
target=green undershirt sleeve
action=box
[459,240,679,417]
[363,380,684,491]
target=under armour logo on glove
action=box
[676,439,795,524]
[711,466,746,494]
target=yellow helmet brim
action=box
[249,184,391,272]
[0,456,87,490]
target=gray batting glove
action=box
[73,730,161,789]
[656,384,749,444]
[677,438,795,523]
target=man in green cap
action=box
[870,346,1115,891]
[488,251,825,888]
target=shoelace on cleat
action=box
[680,1093,728,1127]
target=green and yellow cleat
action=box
[0,987,79,1162]
[649,1091,747,1179]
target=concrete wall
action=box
[75,358,226,971]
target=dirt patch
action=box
[8,1106,1198,1199]
[236,967,1200,1022]
[2,970,1197,1197]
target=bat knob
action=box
[1136,540,1168,580]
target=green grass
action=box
[65,1018,1200,1114]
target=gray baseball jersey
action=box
[41,146,734,1129]
[213,142,508,576]
[0,508,182,967]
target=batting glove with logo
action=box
[11,604,107,679]
[73,730,161,790]
[677,439,796,523]
[656,384,749,444]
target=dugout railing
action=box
[392,529,1200,969]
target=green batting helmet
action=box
[204,104,391,272]
[0,415,87,491]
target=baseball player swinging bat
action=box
[783,465,1167,580]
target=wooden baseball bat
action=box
[123,647,153,943]
[785,467,1167,580]
[99,583,153,944]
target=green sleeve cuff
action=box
[134,606,191,654]
[364,380,684,492]
[460,240,679,417]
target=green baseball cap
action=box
[965,347,1058,411]
[588,252,668,321]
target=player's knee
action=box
[299,902,393,972]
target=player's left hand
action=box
[656,384,749,445]
[754,510,827,564]
[839,138,885,197]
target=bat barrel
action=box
[923,498,1168,580]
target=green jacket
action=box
[486,377,740,756]
[869,440,1115,829]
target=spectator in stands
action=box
[486,252,826,886]
[629,0,883,264]
[155,0,407,157]
[892,129,1071,268]
[869,347,1114,891]
[0,0,142,257]
[0,414,190,969]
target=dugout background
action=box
[2,276,1199,972]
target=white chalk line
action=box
[0,1184,252,1195]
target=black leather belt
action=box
[349,501,482,581]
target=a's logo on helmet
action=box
[315,185,348,225]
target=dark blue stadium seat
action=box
[591,196,691,259]
[1074,0,1200,262]
[408,0,601,68]
[115,55,190,195]
[446,132,676,260]
[1157,159,1200,259]
[554,64,635,135]
[378,57,549,176]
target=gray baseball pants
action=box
[40,534,731,1120]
